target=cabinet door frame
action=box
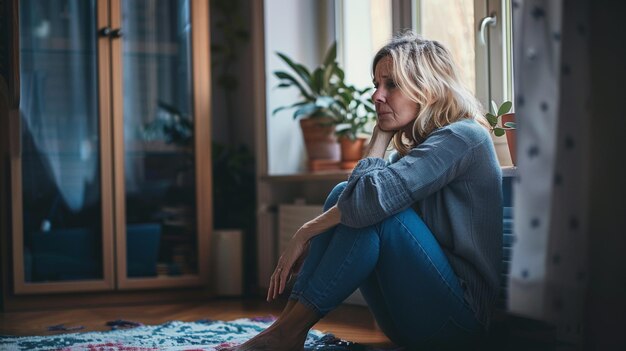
[112,0,212,290]
[11,0,116,294]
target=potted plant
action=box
[486,100,516,165]
[331,84,376,169]
[273,43,379,170]
[272,43,345,167]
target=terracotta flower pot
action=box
[339,136,366,170]
[501,113,516,165]
[299,118,340,161]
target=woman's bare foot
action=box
[222,301,320,351]
[226,325,309,351]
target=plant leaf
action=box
[323,42,337,67]
[486,113,498,126]
[322,62,337,93]
[315,96,335,108]
[336,91,353,109]
[293,103,320,119]
[335,124,350,132]
[359,86,374,95]
[274,71,313,100]
[335,66,345,81]
[276,52,312,86]
[363,102,375,113]
[498,101,513,116]
[504,121,517,129]
[272,101,307,115]
[494,128,506,137]
[274,71,297,80]
[311,67,324,94]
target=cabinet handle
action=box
[110,28,123,38]
[99,27,122,38]
[99,26,112,37]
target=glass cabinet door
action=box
[112,0,211,288]
[11,0,211,294]
[14,0,114,293]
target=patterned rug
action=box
[0,316,399,351]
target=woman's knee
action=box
[323,181,348,211]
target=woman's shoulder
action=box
[438,118,491,147]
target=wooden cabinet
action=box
[0,0,212,302]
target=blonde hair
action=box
[372,32,488,156]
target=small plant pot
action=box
[300,118,340,161]
[339,137,366,169]
[501,113,516,165]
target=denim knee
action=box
[323,181,347,211]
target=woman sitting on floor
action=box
[229,31,503,350]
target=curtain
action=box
[508,0,590,344]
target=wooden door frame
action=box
[1,0,20,309]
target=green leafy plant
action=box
[486,100,516,137]
[333,85,376,141]
[272,42,344,122]
[272,43,376,139]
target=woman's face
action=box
[372,56,419,133]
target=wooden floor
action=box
[0,297,395,348]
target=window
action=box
[417,0,514,110]
[419,0,477,95]
[336,0,515,165]
[335,0,393,89]
[419,0,515,165]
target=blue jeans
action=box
[289,182,484,348]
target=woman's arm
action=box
[295,126,394,241]
[269,200,341,300]
[363,125,395,159]
[337,124,485,228]
[268,125,395,300]
[294,205,341,242]
[295,125,394,242]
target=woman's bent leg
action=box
[359,208,482,348]
[291,204,482,347]
[292,221,381,316]
[230,183,349,350]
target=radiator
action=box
[278,204,323,253]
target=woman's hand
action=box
[363,124,395,159]
[267,230,310,301]
[266,206,341,301]
[372,123,396,137]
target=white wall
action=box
[338,0,392,89]
[264,0,334,174]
